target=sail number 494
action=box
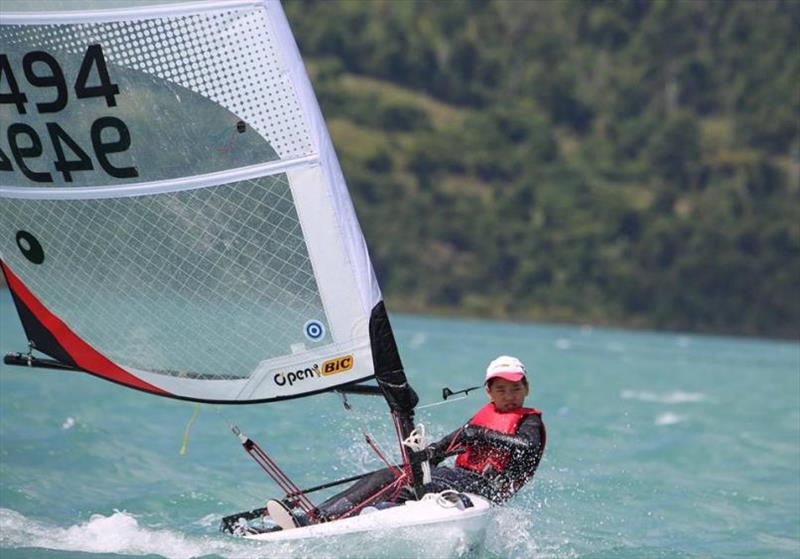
[0,44,138,183]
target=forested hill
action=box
[284,0,799,339]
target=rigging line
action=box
[235,428,318,517]
[446,427,467,454]
[218,404,319,516]
[364,433,404,479]
[416,395,469,409]
[330,475,407,521]
[235,427,303,498]
[209,406,317,513]
[253,446,308,504]
[247,443,295,491]
[392,414,412,478]
[248,444,317,515]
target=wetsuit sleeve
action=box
[424,426,467,466]
[462,425,535,451]
[497,414,546,486]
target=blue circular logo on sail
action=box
[303,320,326,341]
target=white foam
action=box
[195,513,220,528]
[655,412,688,426]
[485,505,568,558]
[620,390,710,404]
[61,417,75,430]
[555,338,572,350]
[0,508,264,559]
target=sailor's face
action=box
[486,378,529,411]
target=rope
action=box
[229,424,318,520]
[391,414,412,478]
[179,404,201,456]
[402,424,431,484]
[365,433,405,478]
[416,395,468,409]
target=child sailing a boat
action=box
[267,355,546,530]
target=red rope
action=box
[391,414,413,479]
[446,427,467,454]
[365,434,404,478]
[328,474,408,521]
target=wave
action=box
[0,508,278,559]
[0,506,514,559]
[484,506,569,559]
[654,412,688,426]
[620,390,710,404]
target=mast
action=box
[368,301,424,496]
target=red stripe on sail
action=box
[2,260,170,396]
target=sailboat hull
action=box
[244,492,492,545]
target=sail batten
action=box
[2,1,265,25]
[0,155,321,200]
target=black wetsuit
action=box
[314,413,546,519]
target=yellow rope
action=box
[179,404,202,456]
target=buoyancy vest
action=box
[455,403,543,476]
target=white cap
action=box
[485,355,527,384]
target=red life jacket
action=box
[455,403,543,476]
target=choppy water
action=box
[1,289,798,558]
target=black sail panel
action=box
[369,301,418,414]
[369,301,425,496]
[1,260,76,367]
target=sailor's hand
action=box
[420,443,447,462]
[409,446,436,465]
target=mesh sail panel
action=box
[0,176,326,379]
[0,5,311,187]
[0,1,381,402]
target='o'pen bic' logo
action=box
[272,355,354,387]
[322,355,353,376]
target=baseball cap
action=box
[485,355,527,384]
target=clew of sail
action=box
[0,0,415,409]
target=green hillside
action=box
[1,1,796,339]
[286,0,800,338]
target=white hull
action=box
[245,492,492,545]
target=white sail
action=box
[0,0,384,402]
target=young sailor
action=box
[267,355,546,530]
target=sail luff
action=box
[267,0,382,317]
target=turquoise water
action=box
[1,288,798,558]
